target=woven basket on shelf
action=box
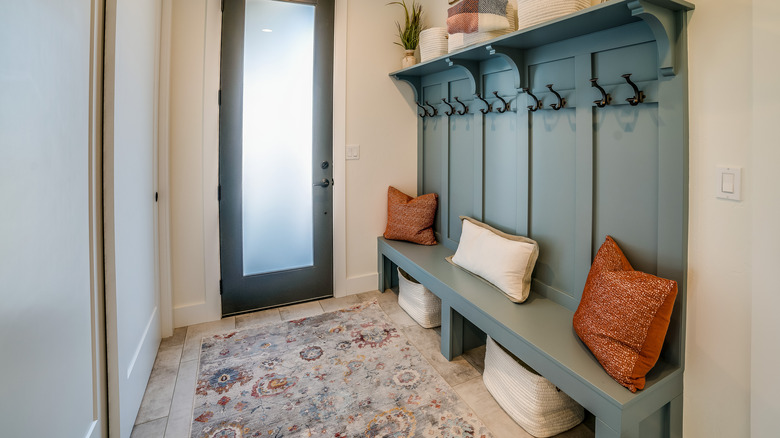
[397,267,441,328]
[420,27,448,62]
[483,336,584,437]
[516,0,590,31]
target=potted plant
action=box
[389,0,423,68]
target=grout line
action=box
[163,348,182,438]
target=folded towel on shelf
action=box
[447,0,510,34]
[461,0,517,47]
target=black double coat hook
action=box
[622,74,645,106]
[522,88,542,112]
[547,84,565,110]
[590,78,612,108]
[454,97,468,115]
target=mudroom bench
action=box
[378,236,682,438]
[380,1,692,436]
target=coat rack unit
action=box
[388,1,694,438]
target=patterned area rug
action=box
[190,301,492,438]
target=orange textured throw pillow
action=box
[573,236,677,392]
[384,186,438,245]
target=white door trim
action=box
[157,0,174,338]
[88,0,108,436]
[332,0,348,298]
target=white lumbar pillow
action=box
[449,217,539,303]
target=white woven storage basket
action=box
[397,267,441,328]
[516,0,590,31]
[483,336,584,437]
[448,33,465,53]
[420,27,448,62]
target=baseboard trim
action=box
[174,300,221,328]
[344,273,379,295]
[126,307,159,379]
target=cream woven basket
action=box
[397,267,441,328]
[483,336,584,437]
[516,0,591,31]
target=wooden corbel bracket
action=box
[627,0,690,77]
[444,58,481,96]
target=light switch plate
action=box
[716,167,742,201]
[346,144,360,160]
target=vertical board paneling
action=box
[527,59,577,300]
[593,104,660,274]
[529,107,577,298]
[445,78,478,245]
[447,112,476,243]
[572,53,594,304]
[592,43,660,275]
[414,35,684,361]
[483,70,518,234]
[422,85,444,234]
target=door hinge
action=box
[219,279,223,295]
[218,185,221,201]
[155,191,158,202]
[218,89,221,105]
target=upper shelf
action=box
[390,0,694,98]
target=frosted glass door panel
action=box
[242,0,315,275]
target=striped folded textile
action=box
[447,0,510,34]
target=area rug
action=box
[190,301,492,438]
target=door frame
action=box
[88,0,108,436]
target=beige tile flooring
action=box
[130,290,595,438]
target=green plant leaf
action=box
[388,0,423,50]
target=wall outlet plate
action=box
[716,167,742,201]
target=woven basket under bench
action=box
[484,336,584,437]
[397,267,441,328]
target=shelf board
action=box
[389,0,694,84]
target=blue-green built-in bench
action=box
[378,237,683,438]
[382,1,693,436]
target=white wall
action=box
[750,0,780,435]
[0,1,105,436]
[685,1,753,436]
[341,0,424,290]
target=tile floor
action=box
[130,290,595,438]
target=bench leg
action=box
[441,303,464,360]
[377,253,393,292]
[670,393,683,438]
[596,415,643,438]
[595,418,619,438]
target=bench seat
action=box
[378,237,683,438]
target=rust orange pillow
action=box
[573,236,677,392]
[384,186,438,245]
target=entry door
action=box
[219,0,334,315]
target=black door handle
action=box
[313,178,330,188]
